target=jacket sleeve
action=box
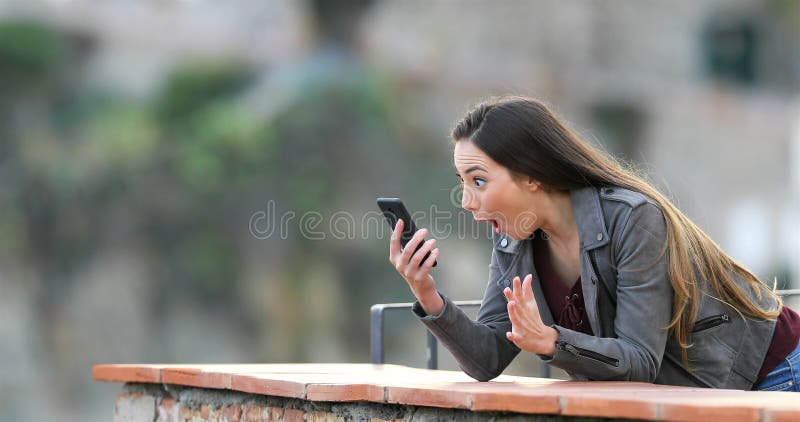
[412,248,520,381]
[539,202,673,382]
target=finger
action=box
[522,274,535,302]
[507,301,524,326]
[400,228,428,264]
[512,276,524,303]
[421,247,440,270]
[389,219,404,258]
[409,238,437,269]
[503,286,513,301]
[520,274,541,321]
[506,331,522,345]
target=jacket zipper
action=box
[691,314,730,333]
[588,251,602,283]
[589,250,616,305]
[557,341,620,367]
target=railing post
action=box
[426,331,438,369]
[370,305,384,364]
[540,362,551,378]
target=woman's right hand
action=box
[389,219,443,315]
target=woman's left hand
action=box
[503,274,559,356]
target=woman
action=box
[388,96,800,391]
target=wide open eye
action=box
[473,178,486,187]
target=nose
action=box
[461,187,477,211]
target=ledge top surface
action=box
[93,363,800,422]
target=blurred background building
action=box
[0,0,797,420]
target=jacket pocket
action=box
[683,314,737,386]
[557,341,620,367]
[692,314,730,333]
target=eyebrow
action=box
[456,165,486,177]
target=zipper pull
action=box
[721,314,730,322]
[557,341,580,357]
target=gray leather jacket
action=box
[413,186,778,389]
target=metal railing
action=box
[369,300,551,378]
[777,289,800,297]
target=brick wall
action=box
[95,363,800,421]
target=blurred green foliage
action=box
[0,18,449,366]
[157,62,254,124]
[0,21,61,91]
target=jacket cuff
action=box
[537,324,564,362]
[538,324,621,375]
[411,292,448,320]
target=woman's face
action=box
[454,139,540,240]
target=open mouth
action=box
[475,217,501,233]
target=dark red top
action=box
[533,232,593,336]
[755,305,800,385]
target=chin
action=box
[505,229,536,241]
[504,231,524,241]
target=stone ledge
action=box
[93,363,800,421]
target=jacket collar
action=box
[570,186,610,251]
[493,186,610,254]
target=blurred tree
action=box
[0,20,68,385]
[0,7,451,391]
[0,21,61,93]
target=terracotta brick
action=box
[513,380,701,419]
[469,389,560,414]
[307,411,345,422]
[765,408,800,422]
[243,404,267,422]
[231,374,308,398]
[656,390,800,422]
[179,405,201,421]
[221,403,242,422]
[388,380,561,414]
[386,384,472,409]
[94,364,163,383]
[282,408,305,422]
[156,397,178,422]
[535,380,688,393]
[660,401,760,422]
[162,366,231,389]
[233,370,388,401]
[264,406,284,422]
[306,382,385,402]
[560,394,658,420]
[250,372,386,403]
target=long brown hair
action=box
[451,96,781,367]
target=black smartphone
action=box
[377,197,437,267]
